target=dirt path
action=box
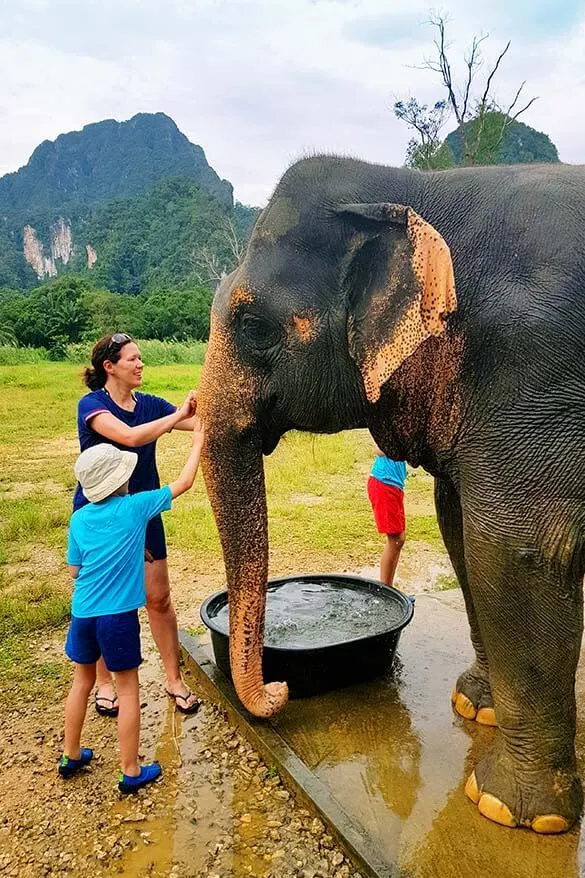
[0,546,450,877]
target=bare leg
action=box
[64,663,96,758]
[145,558,198,709]
[95,657,117,709]
[380,532,406,586]
[114,668,141,776]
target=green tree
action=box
[81,287,148,339]
[0,276,90,356]
[395,98,453,170]
[141,286,212,340]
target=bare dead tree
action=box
[395,14,538,167]
[221,216,247,264]
[191,215,249,287]
[190,246,226,287]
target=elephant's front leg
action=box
[463,516,583,833]
[434,478,496,725]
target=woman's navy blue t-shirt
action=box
[73,389,176,510]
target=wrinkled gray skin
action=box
[198,156,585,833]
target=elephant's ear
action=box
[337,202,457,403]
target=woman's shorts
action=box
[367,476,405,535]
[65,609,142,671]
[145,514,167,561]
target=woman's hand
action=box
[176,390,197,422]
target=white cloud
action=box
[1,0,584,204]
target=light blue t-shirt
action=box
[67,486,172,618]
[370,456,407,491]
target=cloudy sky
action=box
[1,0,584,205]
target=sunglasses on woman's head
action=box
[104,332,133,358]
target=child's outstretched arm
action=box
[169,415,205,499]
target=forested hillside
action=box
[0,113,258,292]
[0,112,232,217]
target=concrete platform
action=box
[181,591,585,878]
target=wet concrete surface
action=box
[256,590,585,878]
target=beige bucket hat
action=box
[74,443,138,503]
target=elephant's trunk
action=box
[198,316,288,718]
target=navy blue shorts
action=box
[65,610,142,671]
[145,514,167,561]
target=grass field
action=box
[0,362,445,706]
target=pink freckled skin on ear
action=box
[359,210,457,403]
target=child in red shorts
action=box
[367,448,407,587]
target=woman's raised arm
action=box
[90,392,196,447]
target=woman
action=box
[74,332,200,715]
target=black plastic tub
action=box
[199,574,415,698]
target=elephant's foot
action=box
[465,743,581,833]
[451,663,496,726]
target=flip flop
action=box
[165,688,201,715]
[95,691,119,718]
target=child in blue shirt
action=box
[60,417,204,793]
[367,448,407,587]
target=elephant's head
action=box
[198,157,456,717]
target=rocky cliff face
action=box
[50,218,72,265]
[23,225,57,278]
[86,244,97,269]
[23,218,94,279]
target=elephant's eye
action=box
[239,313,281,350]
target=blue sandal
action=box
[58,748,94,778]
[118,762,162,794]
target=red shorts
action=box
[367,477,405,535]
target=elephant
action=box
[198,155,585,835]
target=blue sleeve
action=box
[78,392,110,426]
[149,394,177,419]
[67,523,82,565]
[127,486,173,522]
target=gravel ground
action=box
[0,623,362,878]
[0,698,361,878]
[0,549,452,877]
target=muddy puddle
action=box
[111,651,277,877]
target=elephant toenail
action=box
[478,793,517,828]
[531,815,570,834]
[476,707,497,726]
[454,692,477,720]
[465,771,481,804]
